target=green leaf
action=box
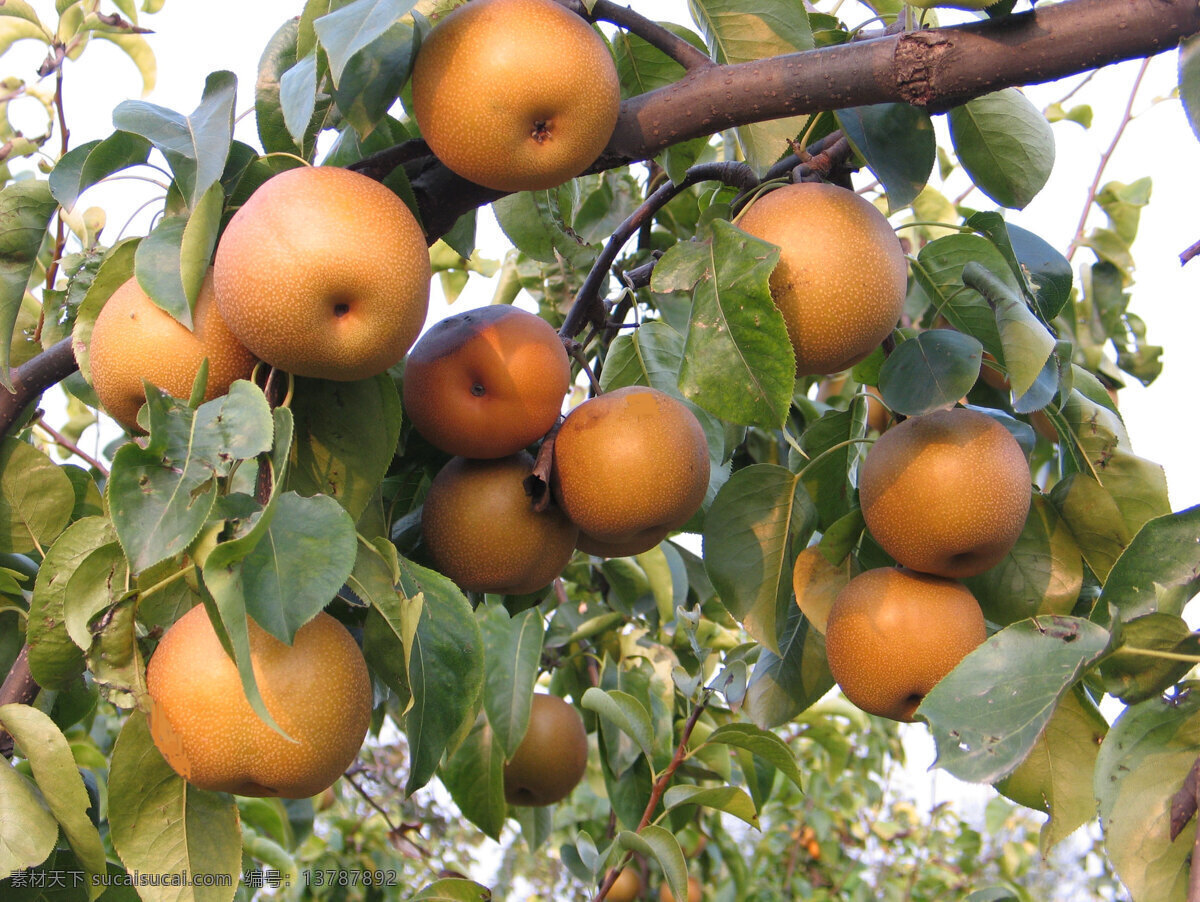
[743,602,833,729]
[681,220,794,428]
[49,132,152,211]
[921,615,1111,784]
[0,1,45,28]
[313,0,415,84]
[0,180,57,387]
[581,687,654,762]
[994,686,1108,855]
[961,261,1055,399]
[616,825,688,902]
[0,704,107,897]
[133,215,192,327]
[492,189,598,269]
[441,715,507,841]
[949,88,1055,209]
[963,495,1083,627]
[1094,685,1200,902]
[1101,613,1200,705]
[1101,506,1200,622]
[836,104,935,211]
[688,0,813,171]
[1180,33,1200,141]
[287,374,402,521]
[703,721,804,791]
[478,601,544,759]
[612,22,701,95]
[0,755,58,880]
[663,784,759,827]
[279,52,319,148]
[331,21,417,138]
[703,464,814,655]
[396,557,485,794]
[63,542,127,651]
[1006,223,1073,322]
[256,19,306,155]
[912,234,1014,358]
[112,70,236,210]
[71,238,139,389]
[108,710,241,902]
[203,492,357,645]
[877,329,982,416]
[409,878,492,901]
[0,439,75,555]
[1049,474,1131,583]
[27,518,115,688]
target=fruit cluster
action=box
[821,406,1032,722]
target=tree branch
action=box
[0,646,39,758]
[394,0,1199,243]
[585,0,714,72]
[0,338,80,441]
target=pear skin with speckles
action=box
[411,0,621,192]
[213,166,430,381]
[146,605,372,798]
[502,694,588,806]
[859,406,1031,579]
[737,181,908,376]
[824,567,986,722]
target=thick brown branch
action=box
[1,338,80,441]
[0,646,40,758]
[399,0,1199,242]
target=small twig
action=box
[1180,239,1200,267]
[32,412,109,475]
[1,339,80,441]
[1066,56,1152,262]
[0,646,40,758]
[584,0,714,72]
[344,770,401,833]
[560,161,758,340]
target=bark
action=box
[388,0,1200,241]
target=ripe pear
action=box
[503,693,588,806]
[824,567,986,722]
[659,876,703,902]
[859,406,1031,579]
[403,305,570,458]
[609,867,643,902]
[213,166,430,381]
[421,452,578,595]
[145,605,372,798]
[411,0,621,192]
[737,182,908,376]
[552,386,709,557]
[87,270,257,431]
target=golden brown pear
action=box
[609,867,643,902]
[737,182,908,376]
[421,452,578,595]
[410,0,621,192]
[658,876,703,902]
[145,606,372,798]
[403,305,570,458]
[553,387,709,557]
[824,567,986,722]
[213,165,430,381]
[503,693,588,806]
[859,406,1031,579]
[87,270,257,431]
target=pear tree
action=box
[1,1,1199,901]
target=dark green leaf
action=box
[1049,473,1131,583]
[582,687,654,763]
[396,556,485,794]
[332,22,417,138]
[663,784,758,828]
[877,329,982,416]
[949,88,1054,209]
[681,220,794,429]
[743,602,833,729]
[703,721,804,791]
[616,825,688,902]
[1006,223,1072,322]
[441,715,508,841]
[612,23,700,96]
[478,602,544,759]
[961,261,1055,398]
[1102,613,1200,704]
[409,878,493,901]
[279,52,319,147]
[112,70,237,210]
[911,234,1014,357]
[132,216,191,327]
[0,180,56,386]
[921,615,1111,784]
[255,19,305,155]
[837,103,934,210]
[313,0,415,84]
[1101,505,1200,621]
[49,132,152,211]
[704,464,814,655]
[493,190,598,269]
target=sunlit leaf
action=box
[1101,505,1200,622]
[0,439,75,556]
[0,180,57,386]
[949,88,1054,209]
[49,132,152,212]
[478,601,544,759]
[0,756,57,879]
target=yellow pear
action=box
[859,406,1031,578]
[737,182,908,376]
[145,605,372,798]
[213,165,430,381]
[824,567,986,722]
[411,0,621,192]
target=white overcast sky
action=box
[8,0,1198,512]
